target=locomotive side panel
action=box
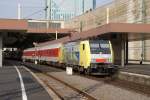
[62,42,80,66]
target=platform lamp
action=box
[55,22,59,40]
[33,42,38,64]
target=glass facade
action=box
[75,0,96,15]
[46,0,96,21]
[46,0,75,20]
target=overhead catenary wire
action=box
[23,8,45,19]
[45,0,65,17]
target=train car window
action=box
[83,44,85,50]
[100,44,110,48]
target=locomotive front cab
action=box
[88,39,116,75]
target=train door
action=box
[58,45,63,63]
[79,40,91,69]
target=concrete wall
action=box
[128,41,142,60]
[65,0,150,31]
[128,40,150,63]
[144,40,150,61]
[64,0,150,64]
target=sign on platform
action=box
[66,67,73,75]
[35,60,38,64]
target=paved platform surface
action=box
[120,64,150,75]
[118,64,150,86]
[0,60,52,100]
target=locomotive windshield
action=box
[90,40,111,54]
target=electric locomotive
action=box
[61,39,116,75]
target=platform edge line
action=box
[14,66,28,100]
[22,66,61,100]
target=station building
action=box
[64,0,150,64]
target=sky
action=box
[0,0,112,19]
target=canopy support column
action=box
[121,34,125,67]
[0,33,3,67]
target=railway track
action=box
[24,64,97,100]
[22,62,150,98]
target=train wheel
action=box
[78,67,84,74]
[85,68,91,75]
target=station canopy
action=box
[0,19,71,49]
[38,23,150,46]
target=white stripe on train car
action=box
[39,56,58,62]
[39,43,62,50]
[23,56,58,62]
[23,56,36,60]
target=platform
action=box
[120,64,150,75]
[118,64,150,86]
[0,60,52,100]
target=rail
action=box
[23,63,97,100]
